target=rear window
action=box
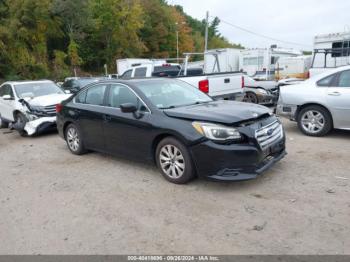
[134,67,147,78]
[84,84,107,106]
[317,74,336,87]
[153,66,180,73]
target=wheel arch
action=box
[13,110,23,119]
[62,121,74,139]
[296,103,334,126]
[151,132,188,164]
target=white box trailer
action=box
[204,48,241,74]
[310,31,350,77]
[116,58,167,75]
[275,56,312,80]
[239,47,302,80]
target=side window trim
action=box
[334,69,350,88]
[74,83,105,105]
[106,83,151,113]
[316,73,337,87]
[1,84,15,98]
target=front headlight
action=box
[257,89,268,95]
[192,122,242,141]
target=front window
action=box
[121,70,132,79]
[135,79,212,109]
[0,85,14,98]
[15,82,64,99]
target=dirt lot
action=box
[0,118,349,255]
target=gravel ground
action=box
[0,118,349,255]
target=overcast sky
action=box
[170,0,350,51]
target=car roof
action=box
[309,65,350,82]
[90,78,177,85]
[3,80,54,86]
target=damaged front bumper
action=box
[11,115,57,136]
[23,116,57,136]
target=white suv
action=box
[0,80,71,136]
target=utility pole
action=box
[175,22,185,63]
[204,11,209,52]
[176,30,179,62]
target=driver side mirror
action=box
[2,95,13,100]
[120,103,137,113]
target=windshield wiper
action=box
[159,101,211,110]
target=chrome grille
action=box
[255,121,283,150]
[43,105,57,116]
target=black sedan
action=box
[56,79,286,184]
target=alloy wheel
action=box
[244,93,258,104]
[67,127,80,152]
[159,145,185,179]
[301,110,325,134]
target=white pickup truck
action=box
[119,63,245,101]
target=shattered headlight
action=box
[192,122,242,141]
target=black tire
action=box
[297,105,333,137]
[243,92,259,104]
[65,123,87,155]
[15,113,28,137]
[155,137,195,184]
[0,116,9,128]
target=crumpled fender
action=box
[24,116,57,136]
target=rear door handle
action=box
[224,78,230,83]
[328,91,341,96]
[103,114,112,122]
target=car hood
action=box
[26,94,72,107]
[163,100,272,125]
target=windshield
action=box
[15,82,64,99]
[135,79,212,109]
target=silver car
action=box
[277,65,350,136]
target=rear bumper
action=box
[276,104,298,120]
[190,138,286,181]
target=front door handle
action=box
[328,91,341,96]
[103,114,112,122]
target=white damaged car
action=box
[0,80,71,136]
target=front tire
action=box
[243,92,259,104]
[297,105,333,137]
[15,113,28,137]
[65,124,86,155]
[0,116,9,129]
[156,137,195,184]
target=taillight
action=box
[199,79,209,93]
[56,103,63,113]
[306,71,310,79]
[241,76,245,88]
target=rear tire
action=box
[65,123,87,155]
[156,137,195,184]
[297,105,333,137]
